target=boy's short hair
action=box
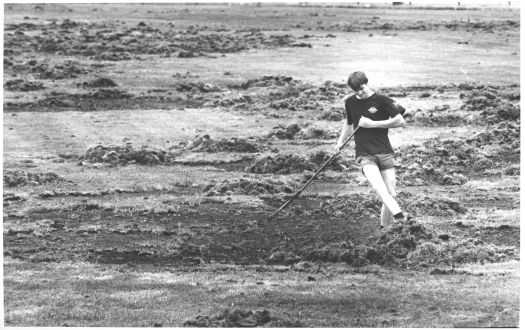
[347,71,368,91]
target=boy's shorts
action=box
[356,153,396,172]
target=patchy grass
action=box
[4,258,519,327]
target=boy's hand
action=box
[358,117,376,128]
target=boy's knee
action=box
[371,184,390,197]
[384,178,397,196]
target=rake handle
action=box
[269,126,359,219]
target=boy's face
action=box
[353,84,368,99]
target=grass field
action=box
[3,2,520,327]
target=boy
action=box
[336,71,407,228]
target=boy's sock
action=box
[393,212,404,220]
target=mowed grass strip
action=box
[4,258,518,327]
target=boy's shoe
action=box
[392,214,414,225]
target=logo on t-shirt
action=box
[368,107,378,114]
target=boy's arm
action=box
[335,121,354,150]
[358,113,405,128]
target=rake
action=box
[269,126,359,219]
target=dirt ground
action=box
[3,3,520,327]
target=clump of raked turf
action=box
[246,151,352,174]
[80,144,175,166]
[405,106,470,127]
[317,193,381,219]
[296,241,385,267]
[267,123,301,139]
[460,88,502,112]
[269,220,433,267]
[4,170,63,187]
[267,122,338,140]
[183,135,274,153]
[375,220,433,259]
[272,220,517,267]
[316,191,467,220]
[202,177,299,196]
[459,87,520,124]
[183,309,271,327]
[399,125,520,185]
[398,138,484,185]
[466,122,520,150]
[407,238,517,266]
[183,308,304,328]
[4,79,44,91]
[400,192,467,216]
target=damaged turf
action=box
[202,177,299,196]
[4,170,63,187]
[268,122,338,140]
[269,220,516,267]
[183,308,303,327]
[182,135,275,153]
[246,151,352,174]
[80,144,175,166]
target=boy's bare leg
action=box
[362,165,402,216]
[381,204,392,227]
[380,168,397,227]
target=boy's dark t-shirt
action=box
[345,93,405,157]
